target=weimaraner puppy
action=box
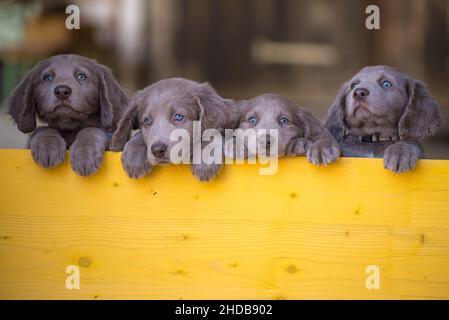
[8,54,128,176]
[234,94,340,164]
[325,65,442,172]
[111,78,239,181]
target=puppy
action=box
[110,78,239,181]
[325,65,442,172]
[233,94,340,164]
[8,54,128,176]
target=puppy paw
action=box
[191,163,222,182]
[121,143,151,179]
[306,140,340,165]
[30,135,66,168]
[384,142,420,173]
[69,144,104,177]
[286,138,308,156]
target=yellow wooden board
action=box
[0,149,449,299]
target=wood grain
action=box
[0,149,448,299]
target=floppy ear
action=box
[194,83,239,131]
[96,63,129,132]
[7,61,49,133]
[296,109,328,141]
[110,95,139,151]
[398,79,442,140]
[324,81,349,142]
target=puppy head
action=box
[111,78,235,165]
[325,65,442,141]
[237,94,323,156]
[8,54,128,133]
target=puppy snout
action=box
[151,142,168,158]
[258,133,276,151]
[353,87,369,100]
[54,85,72,100]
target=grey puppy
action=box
[325,65,442,172]
[110,78,239,182]
[235,94,340,164]
[8,54,128,176]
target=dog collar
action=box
[357,134,399,143]
[342,128,400,143]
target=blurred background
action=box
[0,0,448,157]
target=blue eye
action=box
[77,73,87,81]
[174,114,184,121]
[279,116,290,125]
[350,82,358,90]
[248,115,257,125]
[143,116,152,126]
[381,80,392,89]
[43,74,54,82]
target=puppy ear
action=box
[110,94,139,151]
[194,83,238,131]
[96,63,129,131]
[399,79,442,140]
[296,109,327,141]
[7,61,48,133]
[324,81,349,142]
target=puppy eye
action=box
[350,82,358,90]
[248,115,257,125]
[43,74,54,82]
[143,116,153,126]
[279,116,290,125]
[76,73,87,81]
[380,80,392,89]
[174,114,185,121]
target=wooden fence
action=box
[0,149,448,299]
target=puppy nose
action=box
[54,85,72,100]
[265,134,272,147]
[353,88,369,100]
[151,142,168,157]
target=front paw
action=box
[384,142,420,173]
[30,135,66,168]
[191,163,222,182]
[121,143,151,179]
[306,140,340,165]
[69,144,104,177]
[286,138,308,156]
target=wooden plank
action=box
[0,149,448,299]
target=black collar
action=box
[357,134,399,143]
